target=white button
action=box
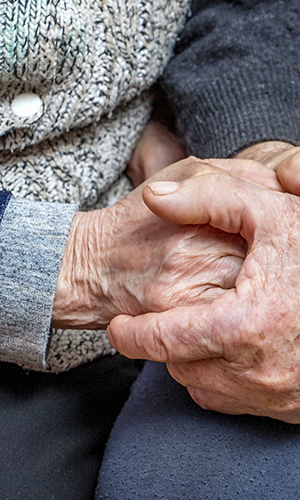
[11,93,43,118]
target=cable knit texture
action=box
[0,0,190,371]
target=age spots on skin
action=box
[253,348,265,364]
[259,331,266,341]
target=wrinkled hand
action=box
[235,141,300,195]
[126,121,186,187]
[53,157,256,330]
[108,164,300,423]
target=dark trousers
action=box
[1,358,300,499]
[0,354,140,500]
[98,362,300,500]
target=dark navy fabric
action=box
[98,361,300,499]
[1,355,300,500]
[0,354,140,500]
[0,190,12,225]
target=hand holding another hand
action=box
[53,135,300,423]
[52,157,249,331]
[108,155,300,423]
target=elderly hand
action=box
[52,157,256,330]
[235,140,300,195]
[126,121,186,187]
[108,162,300,423]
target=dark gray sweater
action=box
[161,0,300,158]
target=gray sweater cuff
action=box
[0,197,77,369]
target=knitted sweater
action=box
[0,0,190,371]
[2,0,300,372]
[161,0,300,158]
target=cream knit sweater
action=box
[0,0,190,371]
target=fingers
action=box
[107,291,244,362]
[127,122,186,187]
[171,365,300,423]
[205,158,283,191]
[215,145,300,196]
[138,156,213,186]
[187,386,250,415]
[276,148,300,195]
[108,307,218,361]
[139,156,282,191]
[234,141,294,168]
[142,168,267,237]
[168,358,273,417]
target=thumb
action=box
[142,169,268,239]
[107,291,243,362]
[276,148,300,196]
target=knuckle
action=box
[252,369,299,395]
[265,390,300,421]
[288,149,300,169]
[188,387,211,410]
[167,361,187,385]
[147,316,174,362]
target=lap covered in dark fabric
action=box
[0,354,140,500]
[97,361,300,500]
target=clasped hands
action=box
[53,134,300,423]
[118,143,300,424]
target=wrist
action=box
[235,141,294,166]
[51,209,112,330]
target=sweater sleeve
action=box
[0,194,77,370]
[160,0,300,158]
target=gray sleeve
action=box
[0,197,77,370]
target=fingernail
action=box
[106,325,115,345]
[147,181,180,195]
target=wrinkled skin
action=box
[53,157,254,329]
[107,150,300,423]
